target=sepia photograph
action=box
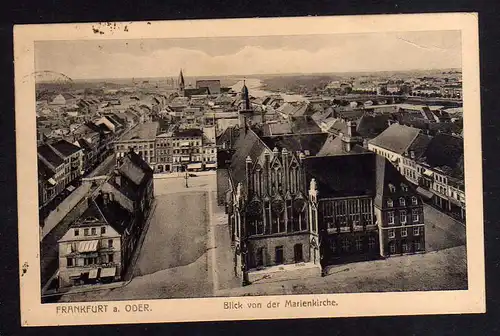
[15,13,484,326]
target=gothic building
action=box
[220,87,425,285]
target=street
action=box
[58,172,236,302]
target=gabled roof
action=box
[374,155,417,208]
[118,151,153,186]
[419,133,464,178]
[38,158,55,180]
[262,122,292,136]
[290,116,323,134]
[316,135,368,156]
[229,129,268,187]
[406,133,433,159]
[368,123,421,154]
[51,139,82,157]
[38,144,64,167]
[303,153,377,198]
[260,133,328,157]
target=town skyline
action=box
[35,31,462,80]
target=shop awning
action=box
[416,187,434,199]
[180,156,190,162]
[66,185,76,192]
[205,163,217,168]
[187,163,202,170]
[88,268,99,279]
[422,170,433,177]
[77,240,99,253]
[100,267,116,278]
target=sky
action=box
[34,31,461,80]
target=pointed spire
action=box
[178,69,185,89]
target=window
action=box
[275,246,284,265]
[399,197,406,206]
[414,240,422,251]
[294,244,303,263]
[91,228,97,235]
[101,227,106,234]
[74,229,79,236]
[67,258,73,267]
[401,227,408,237]
[402,241,409,253]
[84,228,89,236]
[368,236,376,250]
[400,210,407,224]
[355,237,363,251]
[388,184,396,193]
[108,254,114,263]
[341,238,350,252]
[387,199,393,207]
[411,196,418,205]
[413,227,420,236]
[389,243,396,254]
[388,229,395,238]
[401,183,408,192]
[108,239,113,248]
[412,209,419,222]
[388,211,395,224]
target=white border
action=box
[14,13,484,326]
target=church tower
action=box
[238,80,254,130]
[178,69,185,97]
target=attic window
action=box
[388,184,396,193]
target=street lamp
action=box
[184,164,189,188]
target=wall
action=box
[246,233,314,269]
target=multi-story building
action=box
[372,126,465,220]
[38,140,84,214]
[155,132,173,173]
[170,128,204,172]
[114,121,159,168]
[58,150,154,288]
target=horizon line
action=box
[36,67,462,83]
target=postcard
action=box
[14,13,484,326]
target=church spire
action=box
[178,69,185,96]
[241,79,250,110]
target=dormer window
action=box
[74,229,79,236]
[388,184,396,193]
[387,199,393,207]
[399,197,406,207]
[401,183,408,192]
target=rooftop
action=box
[121,122,159,141]
[368,123,421,154]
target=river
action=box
[230,78,308,103]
